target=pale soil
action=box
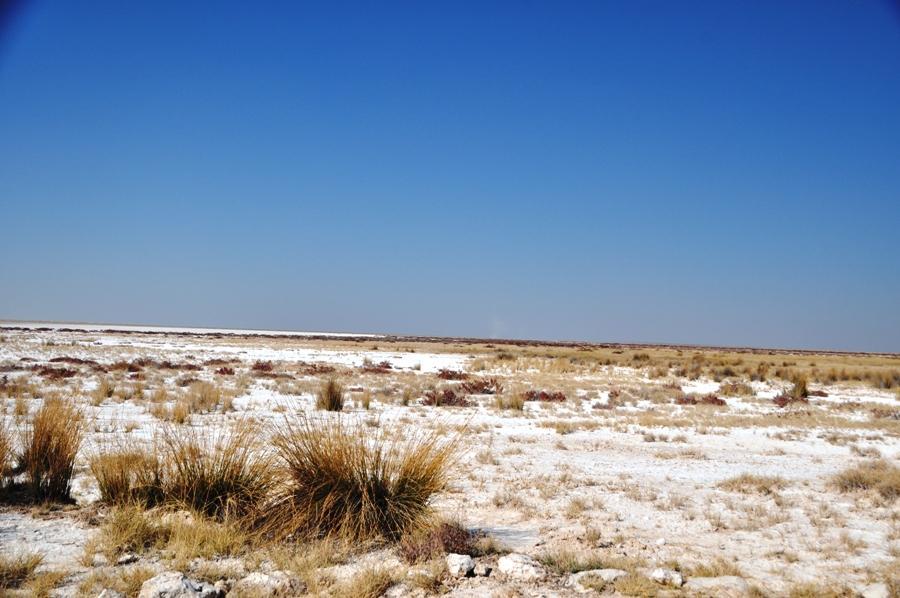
[1,325,900,597]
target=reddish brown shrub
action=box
[872,409,900,421]
[398,521,474,564]
[459,378,503,395]
[422,389,470,407]
[520,390,566,402]
[32,366,77,380]
[773,394,809,408]
[676,394,726,406]
[215,367,235,376]
[251,360,274,372]
[362,361,393,374]
[298,362,336,375]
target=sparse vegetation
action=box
[21,397,86,502]
[316,378,345,411]
[832,459,900,501]
[265,413,459,541]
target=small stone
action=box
[98,590,127,598]
[655,538,666,546]
[497,554,545,581]
[138,572,222,598]
[650,568,683,588]
[859,582,891,598]
[117,553,139,565]
[683,576,750,597]
[445,554,475,578]
[473,563,492,577]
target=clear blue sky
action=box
[1,1,898,352]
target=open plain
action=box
[2,323,900,598]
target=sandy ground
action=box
[1,324,900,597]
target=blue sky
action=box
[1,1,898,351]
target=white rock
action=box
[473,563,491,577]
[859,582,891,598]
[445,554,475,578]
[233,571,306,596]
[650,568,683,588]
[98,590,127,598]
[497,553,545,580]
[656,538,666,546]
[567,569,628,592]
[683,576,750,597]
[116,553,139,565]
[138,572,222,598]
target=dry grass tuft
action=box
[89,441,165,507]
[21,397,86,502]
[316,378,345,412]
[0,550,43,589]
[331,567,395,598]
[717,473,786,495]
[688,557,743,577]
[0,418,13,487]
[265,414,459,542]
[159,418,275,520]
[832,459,900,501]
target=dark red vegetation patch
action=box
[362,361,393,374]
[32,365,78,380]
[458,378,503,395]
[251,360,274,372]
[520,390,567,402]
[422,388,471,407]
[298,362,336,375]
[437,369,468,380]
[215,367,235,376]
[773,394,809,408]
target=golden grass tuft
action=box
[89,440,165,507]
[717,473,786,495]
[0,550,43,589]
[316,378,345,412]
[265,414,459,542]
[21,397,86,502]
[832,459,900,501]
[159,418,275,520]
[688,557,743,577]
[0,417,13,487]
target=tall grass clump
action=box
[159,418,275,520]
[266,414,459,542]
[316,378,345,411]
[88,441,165,507]
[21,398,85,502]
[0,551,43,589]
[0,418,13,488]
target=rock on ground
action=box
[445,554,475,578]
[496,554,545,581]
[233,571,306,596]
[138,572,222,598]
[859,583,891,598]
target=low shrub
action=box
[398,520,473,563]
[459,378,503,395]
[717,474,786,495]
[265,414,459,542]
[773,395,809,408]
[0,418,13,487]
[495,394,525,411]
[436,369,468,380]
[21,397,86,502]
